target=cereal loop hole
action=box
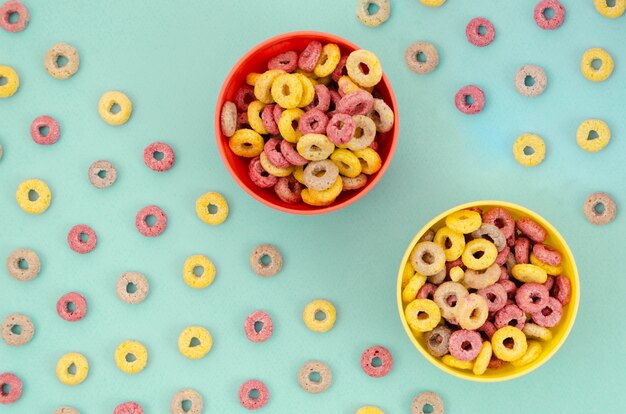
[464,95,475,105]
[591,59,603,70]
[478,25,487,35]
[359,62,370,75]
[39,125,50,136]
[66,301,76,312]
[416,52,427,62]
[523,146,535,156]
[110,103,121,114]
[606,0,616,6]
[207,204,218,214]
[503,337,515,349]
[56,55,68,68]
[189,337,201,347]
[8,12,18,23]
[308,371,321,382]
[0,76,7,86]
[524,76,536,86]
[594,202,605,214]
[1,383,10,395]
[192,266,204,277]
[97,169,107,178]
[28,189,39,202]
[314,310,326,321]
[254,321,264,333]
[417,311,429,320]
[281,84,290,95]
[371,356,382,367]
[126,282,137,293]
[153,151,164,160]
[79,232,89,243]
[368,2,380,15]
[145,215,157,227]
[423,404,435,414]
[260,254,271,266]
[68,363,77,375]
[543,7,555,19]
[10,324,22,335]
[181,400,192,411]
[248,388,260,399]
[18,258,29,270]
[125,353,136,362]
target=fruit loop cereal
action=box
[515,64,547,97]
[402,205,574,375]
[298,360,332,393]
[182,255,216,289]
[195,192,229,225]
[6,248,40,281]
[583,192,616,225]
[178,326,212,360]
[0,65,19,98]
[355,0,390,27]
[115,340,148,374]
[0,373,22,404]
[303,299,336,333]
[576,119,610,152]
[405,42,439,75]
[465,17,495,47]
[98,91,133,125]
[56,352,89,386]
[360,346,393,378]
[454,85,485,115]
[244,310,273,343]
[534,0,565,30]
[250,244,282,277]
[356,407,384,414]
[114,402,144,414]
[116,272,149,304]
[16,178,51,214]
[1,313,34,346]
[411,391,444,414]
[30,115,60,145]
[53,407,80,414]
[67,224,97,253]
[594,0,625,18]
[239,379,269,410]
[221,101,238,137]
[56,292,87,322]
[171,389,203,414]
[513,133,546,167]
[44,43,80,80]
[143,142,175,172]
[135,205,167,237]
[0,1,29,32]
[88,160,117,188]
[581,48,614,82]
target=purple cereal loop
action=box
[272,104,283,126]
[326,113,356,145]
[0,372,22,404]
[298,40,322,72]
[299,108,329,135]
[532,244,562,266]
[56,292,87,322]
[0,1,29,33]
[331,55,348,82]
[552,275,571,305]
[268,51,298,72]
[482,207,516,239]
[336,90,374,116]
[264,138,290,168]
[274,176,303,204]
[248,156,278,188]
[239,379,269,410]
[494,304,526,330]
[262,104,279,135]
[495,245,510,266]
[329,90,342,112]
[306,84,331,112]
[514,237,531,264]
[477,283,507,313]
[280,140,308,166]
[234,85,255,112]
[360,346,393,377]
[534,0,565,30]
[466,17,496,47]
[515,283,550,313]
[479,321,497,339]
[517,217,547,243]
[543,275,555,292]
[244,310,273,343]
[143,142,175,172]
[448,330,482,361]
[531,297,563,327]
[499,280,518,300]
[135,205,167,237]
[67,224,97,254]
[30,115,60,145]
[417,283,436,300]
[454,85,485,115]
[114,402,144,414]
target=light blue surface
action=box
[1,0,624,412]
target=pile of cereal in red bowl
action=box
[218,37,396,208]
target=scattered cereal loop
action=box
[88,160,117,188]
[356,407,385,414]
[115,340,148,374]
[0,1,29,32]
[116,272,150,304]
[514,64,547,97]
[98,91,133,125]
[360,346,393,378]
[466,17,495,47]
[583,192,616,225]
[44,43,80,80]
[0,65,19,98]
[53,407,80,414]
[356,0,391,27]
[135,205,167,237]
[178,326,212,360]
[30,115,60,145]
[56,292,88,322]
[512,133,546,167]
[16,178,51,214]
[581,48,614,82]
[171,389,203,414]
[303,299,336,333]
[405,42,439,75]
[67,224,97,253]
[420,0,446,7]
[56,352,89,386]
[1,313,34,346]
[594,0,625,18]
[244,310,273,343]
[250,244,282,277]
[0,372,22,404]
[196,192,229,225]
[6,248,40,281]
[454,85,485,115]
[143,142,175,172]
[534,0,565,30]
[411,391,444,414]
[298,360,332,393]
[576,119,610,152]
[239,379,269,410]
[182,255,216,289]
[113,402,144,414]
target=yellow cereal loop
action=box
[462,239,498,270]
[513,133,546,167]
[98,91,132,125]
[356,407,384,414]
[576,119,610,152]
[581,48,614,82]
[401,262,416,288]
[529,253,563,276]
[314,44,341,78]
[195,192,229,225]
[330,149,362,178]
[246,72,261,86]
[247,100,268,135]
[293,166,305,184]
[114,340,148,374]
[511,340,543,367]
[56,352,89,386]
[442,354,473,370]
[421,0,447,7]
[491,326,528,362]
[303,299,336,333]
[301,176,343,206]
[434,226,466,261]
[472,341,492,376]
[297,134,335,161]
[404,299,441,332]
[278,108,305,143]
[260,151,294,177]
[294,73,316,107]
[271,74,303,109]
[0,66,20,98]
[16,179,52,214]
[353,148,382,175]
[346,50,383,88]
[254,69,285,104]
[183,255,216,289]
[178,326,212,359]
[511,263,547,283]
[594,0,625,18]
[523,323,553,342]
[450,266,464,283]
[295,68,318,82]
[338,75,363,95]
[445,209,482,234]
[228,128,264,157]
[402,274,427,305]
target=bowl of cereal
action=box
[215,31,398,214]
[397,201,579,382]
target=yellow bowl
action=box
[397,201,580,382]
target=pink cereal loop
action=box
[30,115,61,145]
[543,275,555,292]
[326,113,356,145]
[454,85,485,115]
[306,84,331,113]
[135,205,167,237]
[234,85,255,112]
[517,217,547,243]
[114,402,144,414]
[466,17,496,47]
[482,207,515,239]
[298,40,322,72]
[495,245,510,266]
[67,224,97,254]
[0,372,23,404]
[274,176,303,204]
[515,283,550,313]
[479,321,496,339]
[264,138,291,168]
[143,142,175,172]
[514,237,531,264]
[336,90,374,116]
[417,283,436,300]
[477,283,507,313]
[261,104,279,135]
[448,330,483,361]
[268,51,298,73]
[56,292,88,322]
[248,156,278,188]
[329,90,342,113]
[0,0,29,33]
[272,104,283,126]
[552,275,571,305]
[331,55,348,82]
[239,379,269,410]
[532,243,562,266]
[244,310,273,343]
[534,0,565,30]
[299,109,329,135]
[360,346,393,378]
[495,304,526,330]
[531,297,563,327]
[280,139,308,166]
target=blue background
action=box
[1,0,624,412]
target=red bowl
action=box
[215,31,399,215]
